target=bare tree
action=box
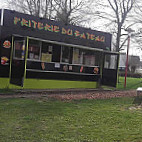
[89,0,135,52]
[131,1,142,51]
[52,0,92,25]
[7,0,91,26]
[7,0,55,19]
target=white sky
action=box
[0,0,7,8]
[0,0,141,60]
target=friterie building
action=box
[0,9,119,89]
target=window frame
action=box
[60,45,71,64]
[26,36,103,68]
[27,39,42,61]
[104,54,118,70]
[13,40,25,60]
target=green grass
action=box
[0,76,141,93]
[0,88,15,94]
[117,77,142,90]
[0,77,98,89]
[0,97,142,141]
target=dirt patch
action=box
[47,90,137,101]
[0,90,137,100]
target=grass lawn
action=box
[0,97,142,142]
[117,77,142,90]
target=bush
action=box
[119,72,142,78]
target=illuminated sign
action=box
[14,17,105,43]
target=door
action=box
[9,36,27,87]
[101,52,119,87]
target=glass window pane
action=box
[104,55,110,68]
[83,50,95,66]
[14,41,25,59]
[28,39,41,60]
[104,54,117,69]
[73,48,101,66]
[72,48,83,64]
[41,42,52,62]
[61,46,70,63]
[52,44,61,62]
[110,55,117,69]
[94,52,101,66]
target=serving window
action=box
[41,42,52,62]
[28,39,41,60]
[27,38,101,68]
[72,48,101,66]
[83,50,95,66]
[72,48,84,64]
[41,42,61,63]
[61,46,72,63]
[14,40,25,59]
[27,39,62,63]
[26,38,101,76]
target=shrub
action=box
[119,72,142,78]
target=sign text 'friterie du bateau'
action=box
[14,17,105,43]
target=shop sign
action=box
[14,17,105,43]
[1,57,9,65]
[3,40,11,48]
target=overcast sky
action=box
[0,0,141,60]
[0,0,7,8]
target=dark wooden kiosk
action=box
[0,9,119,89]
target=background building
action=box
[119,53,141,73]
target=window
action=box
[61,46,71,63]
[104,54,118,69]
[72,48,101,66]
[26,38,101,69]
[83,50,96,66]
[28,39,41,60]
[52,44,61,62]
[72,48,84,64]
[27,39,62,63]
[14,40,25,59]
[41,42,61,63]
[94,51,101,66]
[41,42,52,62]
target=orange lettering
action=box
[54,26,60,32]
[44,24,53,32]
[62,28,67,34]
[32,20,37,28]
[74,31,80,37]
[67,29,73,36]
[80,33,86,39]
[21,18,28,27]
[100,36,105,42]
[28,20,31,27]
[38,22,43,30]
[95,36,100,41]
[14,17,20,25]
[91,34,95,40]
[86,33,91,39]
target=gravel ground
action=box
[0,89,137,100]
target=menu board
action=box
[41,53,52,62]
